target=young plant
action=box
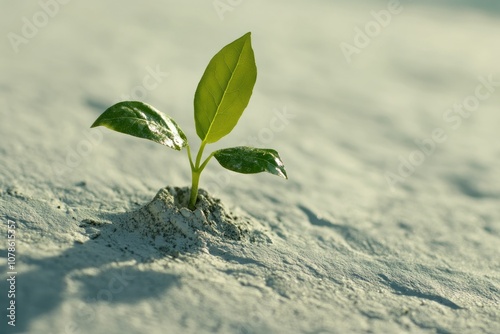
[91,32,287,210]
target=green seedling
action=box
[91,32,287,210]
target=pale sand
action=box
[0,1,499,333]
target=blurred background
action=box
[1,0,499,211]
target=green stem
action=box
[188,141,208,210]
[199,152,215,172]
[186,145,195,170]
[189,169,201,210]
[195,141,207,167]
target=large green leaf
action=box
[194,32,257,143]
[90,101,187,150]
[214,147,287,179]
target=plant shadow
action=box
[0,212,179,334]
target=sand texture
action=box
[1,1,499,333]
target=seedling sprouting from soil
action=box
[91,32,287,210]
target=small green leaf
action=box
[194,32,257,143]
[91,101,187,150]
[214,147,288,179]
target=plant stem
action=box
[189,169,201,210]
[188,141,208,210]
[199,152,215,172]
[195,142,207,167]
[186,145,195,170]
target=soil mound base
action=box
[118,187,269,254]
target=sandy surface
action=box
[1,1,499,333]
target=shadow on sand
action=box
[0,211,180,334]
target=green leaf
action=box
[214,147,288,179]
[91,101,187,150]
[194,32,257,143]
